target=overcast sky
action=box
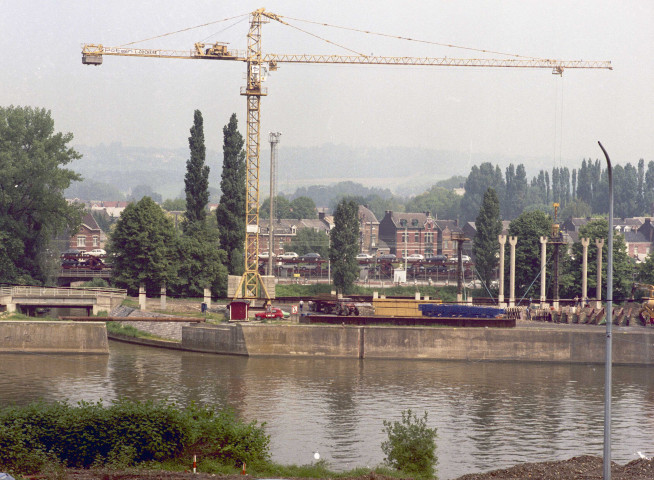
[1,0,652,169]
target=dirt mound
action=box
[29,456,654,480]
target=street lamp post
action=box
[599,141,614,480]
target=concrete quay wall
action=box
[182,324,654,365]
[0,321,109,354]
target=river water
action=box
[1,341,653,479]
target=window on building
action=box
[425,232,433,243]
[443,240,449,249]
[412,219,419,227]
[414,232,420,242]
[77,236,86,247]
[400,219,407,227]
[401,233,408,242]
[92,236,99,247]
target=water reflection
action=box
[0,342,653,480]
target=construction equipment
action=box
[82,8,612,300]
[630,283,654,325]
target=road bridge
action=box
[57,268,112,287]
[0,285,126,316]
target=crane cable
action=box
[278,14,543,60]
[119,13,250,47]
[265,14,367,57]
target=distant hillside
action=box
[68,142,547,200]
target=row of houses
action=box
[65,198,654,263]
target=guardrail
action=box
[5,285,126,299]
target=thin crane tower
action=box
[82,8,612,300]
[267,131,281,277]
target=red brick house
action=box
[69,212,104,252]
[378,211,438,257]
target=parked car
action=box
[405,254,425,261]
[61,259,79,269]
[300,252,321,262]
[426,254,448,262]
[278,252,299,260]
[61,249,81,259]
[88,248,106,256]
[451,255,472,263]
[378,253,397,261]
[254,307,290,319]
[258,252,276,259]
[356,253,374,260]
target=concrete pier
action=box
[181,323,654,366]
[0,321,109,354]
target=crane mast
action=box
[81,8,612,300]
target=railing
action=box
[58,268,112,277]
[5,285,126,299]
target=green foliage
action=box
[461,162,505,222]
[559,199,592,221]
[330,199,360,293]
[260,196,317,220]
[161,198,186,212]
[404,185,461,220]
[0,400,270,474]
[65,178,125,202]
[91,209,118,234]
[289,196,317,219]
[0,105,83,284]
[109,196,179,295]
[81,278,109,288]
[216,113,246,276]
[260,195,291,220]
[381,409,437,478]
[184,405,270,466]
[473,188,502,288]
[176,223,229,297]
[507,210,552,298]
[564,218,633,300]
[130,184,162,203]
[284,228,329,257]
[184,110,210,229]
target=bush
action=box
[381,409,438,478]
[0,399,270,474]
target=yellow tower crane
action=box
[82,8,612,300]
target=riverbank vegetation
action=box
[0,400,269,475]
[0,401,435,480]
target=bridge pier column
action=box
[160,283,167,310]
[204,287,211,309]
[6,303,16,313]
[139,283,146,311]
[498,235,507,307]
[509,236,518,308]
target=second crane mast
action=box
[82,8,612,300]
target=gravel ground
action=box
[22,456,654,480]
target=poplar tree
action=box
[184,110,209,230]
[216,114,246,275]
[473,188,502,288]
[330,199,360,293]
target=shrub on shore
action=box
[382,409,438,478]
[0,399,269,474]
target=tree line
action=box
[473,187,637,303]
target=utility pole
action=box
[267,132,281,276]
